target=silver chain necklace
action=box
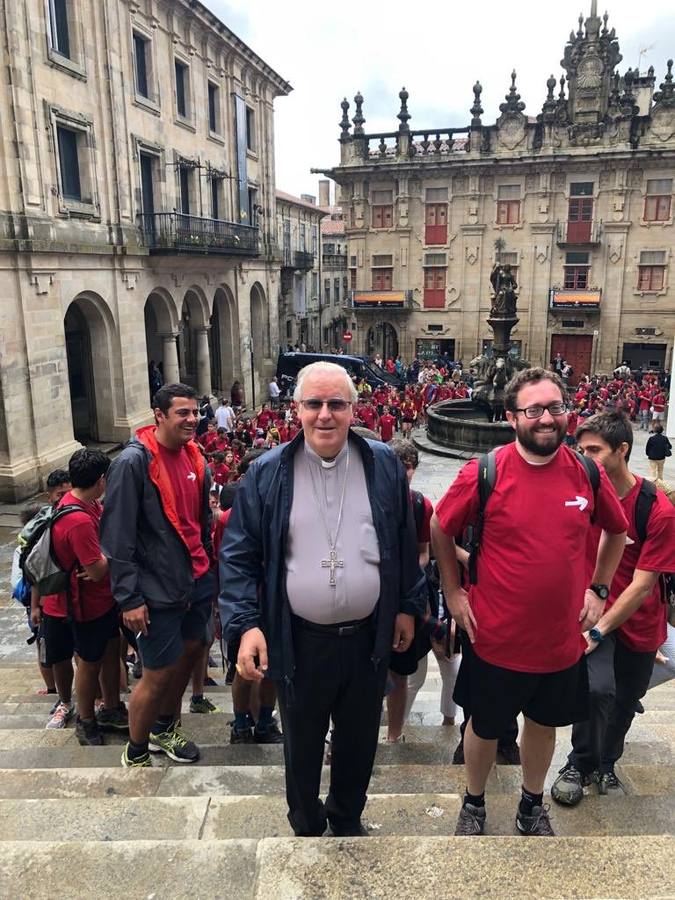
[307,448,350,587]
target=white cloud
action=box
[205,0,674,198]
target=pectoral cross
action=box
[321,549,344,587]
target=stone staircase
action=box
[0,655,673,899]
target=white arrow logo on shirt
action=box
[187,472,197,481]
[565,496,589,511]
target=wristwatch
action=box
[588,627,605,643]
[589,583,610,600]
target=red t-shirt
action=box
[213,507,233,560]
[586,477,675,652]
[212,464,230,486]
[435,443,628,673]
[379,414,396,442]
[45,492,116,622]
[157,444,210,579]
[417,494,433,544]
[359,406,378,431]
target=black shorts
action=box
[453,641,589,740]
[137,570,215,671]
[41,606,120,666]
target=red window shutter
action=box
[384,205,393,227]
[657,196,671,220]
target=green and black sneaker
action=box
[189,696,221,714]
[149,721,200,763]
[121,743,152,768]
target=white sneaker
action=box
[46,701,74,729]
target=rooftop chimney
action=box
[300,194,316,205]
[319,179,331,208]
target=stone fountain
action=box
[426,257,530,454]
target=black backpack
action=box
[466,449,600,586]
[633,479,675,626]
[411,489,440,604]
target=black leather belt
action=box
[292,614,373,637]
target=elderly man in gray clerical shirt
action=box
[219,361,426,837]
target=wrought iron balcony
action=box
[139,213,260,256]
[555,220,602,247]
[280,249,315,271]
[322,252,348,269]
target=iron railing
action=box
[139,213,260,256]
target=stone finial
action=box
[647,65,655,79]
[653,59,675,107]
[397,87,410,133]
[541,74,558,122]
[499,70,526,115]
[559,75,567,100]
[602,10,609,34]
[577,13,584,38]
[339,98,351,140]
[352,91,365,134]
[470,81,483,126]
[546,74,556,100]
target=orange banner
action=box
[353,291,406,305]
[550,289,601,308]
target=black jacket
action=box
[646,433,672,461]
[100,435,212,612]
[218,430,427,684]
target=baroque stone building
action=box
[317,3,675,377]
[0,0,290,500]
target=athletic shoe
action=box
[132,659,143,680]
[121,744,152,768]
[253,721,284,744]
[516,803,555,836]
[96,703,129,731]
[551,764,591,806]
[49,698,60,716]
[189,696,221,714]
[75,716,104,746]
[46,701,74,729]
[203,676,219,687]
[597,770,626,796]
[496,741,521,765]
[454,803,486,835]
[230,723,254,744]
[451,739,465,765]
[149,722,200,763]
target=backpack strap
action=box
[468,450,497,586]
[634,478,657,546]
[410,489,426,542]
[576,453,600,520]
[48,504,86,621]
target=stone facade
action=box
[318,5,675,376]
[0,0,290,499]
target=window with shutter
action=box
[644,179,672,222]
[208,83,220,133]
[372,269,393,290]
[49,0,71,58]
[175,61,188,117]
[496,185,521,224]
[638,250,667,291]
[134,34,149,99]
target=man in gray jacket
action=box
[101,384,213,768]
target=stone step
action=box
[1,761,673,800]
[0,729,672,769]
[0,836,672,899]
[1,792,673,842]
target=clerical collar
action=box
[304,441,349,470]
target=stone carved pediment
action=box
[497,117,527,150]
[647,108,675,143]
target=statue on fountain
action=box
[489,263,518,318]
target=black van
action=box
[276,351,402,392]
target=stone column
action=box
[161,333,180,384]
[195,326,212,397]
[667,337,675,440]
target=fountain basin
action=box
[427,399,515,454]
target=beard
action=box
[515,418,566,457]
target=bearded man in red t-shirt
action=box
[552,412,675,806]
[431,368,627,837]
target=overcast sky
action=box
[206,0,674,202]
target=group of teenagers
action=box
[10,359,675,841]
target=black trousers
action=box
[277,618,388,837]
[568,633,655,776]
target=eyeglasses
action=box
[515,402,568,419]
[299,398,352,412]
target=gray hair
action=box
[293,362,358,403]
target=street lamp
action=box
[243,335,255,409]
